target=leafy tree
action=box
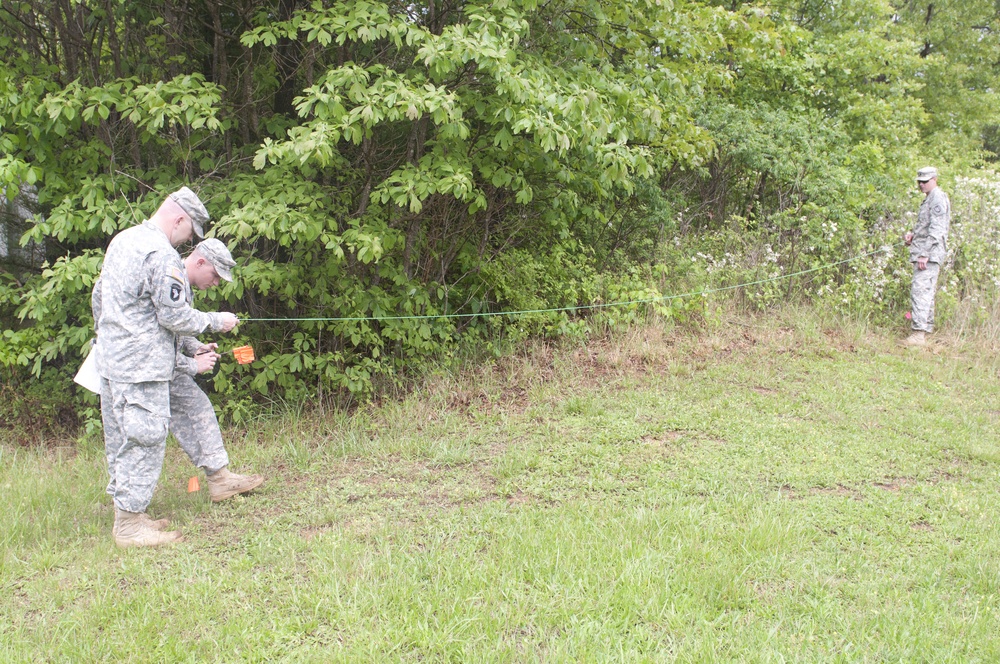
[1,0,998,419]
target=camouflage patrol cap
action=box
[916,166,938,182]
[169,186,209,238]
[195,238,236,282]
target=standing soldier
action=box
[903,167,951,347]
[169,238,264,503]
[92,187,239,548]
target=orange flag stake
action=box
[232,345,255,364]
[197,344,255,364]
[188,476,200,492]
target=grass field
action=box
[4,310,1000,662]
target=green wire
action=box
[240,244,901,324]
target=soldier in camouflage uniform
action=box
[92,187,239,548]
[903,167,951,347]
[170,239,264,502]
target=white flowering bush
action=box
[936,172,1000,329]
[945,174,1000,293]
[658,170,1000,330]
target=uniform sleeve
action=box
[146,251,218,335]
[91,276,103,335]
[175,351,199,376]
[926,193,950,263]
[179,336,203,357]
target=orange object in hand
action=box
[188,476,200,493]
[232,345,255,364]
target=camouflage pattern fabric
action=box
[910,262,941,332]
[169,373,229,474]
[174,346,199,376]
[173,277,202,376]
[909,187,950,264]
[101,378,171,512]
[169,263,228,474]
[91,219,227,383]
[92,218,228,513]
[907,185,949,333]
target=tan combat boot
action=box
[901,331,926,347]
[207,467,264,503]
[112,513,170,538]
[114,509,183,548]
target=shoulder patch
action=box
[932,204,944,215]
[169,281,183,303]
[168,266,185,283]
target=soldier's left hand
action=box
[917,256,928,270]
[196,351,221,374]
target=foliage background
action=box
[1,0,998,428]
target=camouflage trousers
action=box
[102,376,229,512]
[169,373,228,475]
[101,379,170,513]
[910,261,941,332]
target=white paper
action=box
[73,345,101,394]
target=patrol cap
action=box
[916,166,938,182]
[169,186,209,238]
[195,238,236,282]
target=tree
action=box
[1,0,997,411]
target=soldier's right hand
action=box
[218,312,240,333]
[903,232,913,246]
[196,351,220,374]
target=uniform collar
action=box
[141,218,172,241]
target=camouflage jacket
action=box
[174,277,205,378]
[910,187,950,264]
[91,219,226,383]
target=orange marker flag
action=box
[233,345,255,364]
[188,476,200,492]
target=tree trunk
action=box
[273,0,300,117]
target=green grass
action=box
[4,309,1000,661]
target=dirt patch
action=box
[778,485,802,499]
[416,488,495,509]
[811,485,862,499]
[189,515,230,541]
[505,491,532,505]
[778,484,863,500]
[446,385,531,418]
[641,430,684,447]
[569,347,644,388]
[871,477,916,491]
[928,470,961,484]
[781,479,923,500]
[299,526,321,540]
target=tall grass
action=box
[5,308,1000,660]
